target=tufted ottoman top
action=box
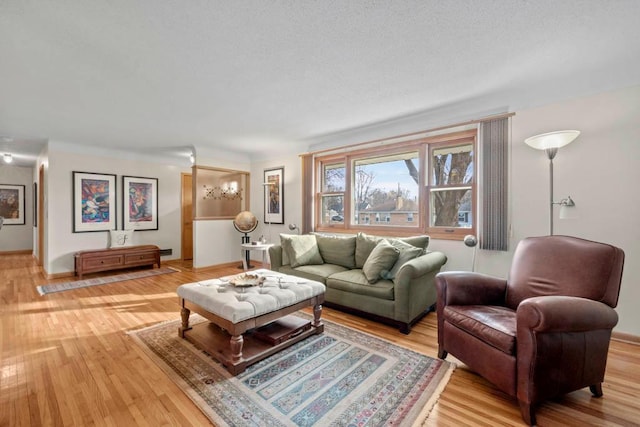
[177,269,325,324]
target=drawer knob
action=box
[100,261,104,264]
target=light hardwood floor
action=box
[2,254,639,426]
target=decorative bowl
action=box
[229,273,265,287]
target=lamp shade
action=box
[524,130,580,150]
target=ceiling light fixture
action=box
[3,153,12,164]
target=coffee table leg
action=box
[179,307,191,337]
[313,303,323,327]
[230,334,244,362]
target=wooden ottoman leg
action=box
[179,307,191,337]
[230,334,244,363]
[313,303,324,333]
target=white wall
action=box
[45,143,191,275]
[288,84,640,336]
[0,164,34,252]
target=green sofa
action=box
[268,232,447,334]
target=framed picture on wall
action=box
[264,167,284,224]
[73,172,117,232]
[0,184,26,225]
[122,176,158,231]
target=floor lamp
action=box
[524,130,580,235]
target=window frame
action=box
[314,129,477,240]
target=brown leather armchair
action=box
[436,235,625,425]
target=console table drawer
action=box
[125,252,157,265]
[84,255,123,269]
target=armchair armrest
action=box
[436,271,507,306]
[517,296,619,333]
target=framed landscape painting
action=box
[0,184,26,225]
[73,172,117,232]
[123,176,158,231]
[264,167,284,224]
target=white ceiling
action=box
[1,1,640,166]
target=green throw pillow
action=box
[382,239,424,280]
[314,233,356,269]
[396,235,430,252]
[355,232,382,268]
[362,239,400,284]
[280,234,324,268]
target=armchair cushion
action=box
[444,305,516,355]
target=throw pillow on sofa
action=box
[396,235,430,252]
[313,233,356,269]
[355,232,382,268]
[362,239,400,283]
[280,234,324,268]
[382,239,424,280]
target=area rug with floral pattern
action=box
[128,313,454,427]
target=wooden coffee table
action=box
[177,269,325,375]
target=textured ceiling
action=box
[1,0,640,165]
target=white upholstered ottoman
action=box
[177,269,325,374]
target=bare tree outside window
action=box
[430,144,473,227]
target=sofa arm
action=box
[396,251,447,282]
[393,251,447,324]
[268,245,284,271]
[435,271,507,306]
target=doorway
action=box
[37,164,44,267]
[181,173,193,261]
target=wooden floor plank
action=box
[1,254,638,426]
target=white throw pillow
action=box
[109,230,134,248]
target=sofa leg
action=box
[437,347,448,359]
[399,323,410,335]
[590,383,603,397]
[518,400,536,426]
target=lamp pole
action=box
[546,147,558,235]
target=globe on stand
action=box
[233,211,258,269]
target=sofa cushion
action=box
[314,234,356,269]
[355,232,382,268]
[278,263,349,284]
[280,234,324,268]
[363,239,400,283]
[382,239,425,280]
[327,270,395,300]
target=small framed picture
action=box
[264,167,284,224]
[73,172,117,232]
[0,184,26,225]
[123,176,158,231]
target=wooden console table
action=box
[74,245,160,279]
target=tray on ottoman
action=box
[253,315,311,345]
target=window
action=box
[318,161,345,225]
[315,129,477,240]
[428,142,474,238]
[353,152,420,229]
